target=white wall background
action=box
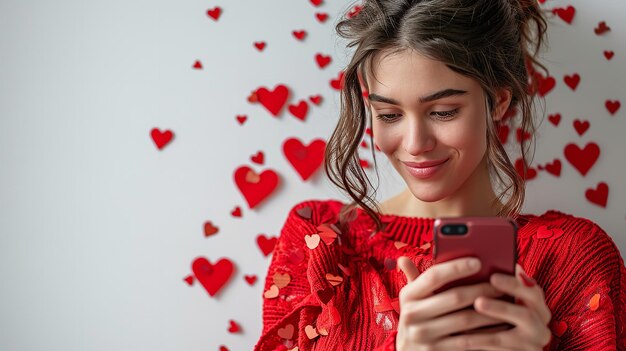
[1,0,624,350]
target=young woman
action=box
[254,0,626,350]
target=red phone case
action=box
[433,216,518,333]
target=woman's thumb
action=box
[397,256,419,282]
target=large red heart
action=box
[585,182,608,208]
[257,234,277,256]
[150,128,173,150]
[256,84,289,117]
[564,142,600,176]
[536,74,556,97]
[234,166,280,209]
[191,257,235,297]
[283,138,326,181]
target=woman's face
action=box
[363,50,511,204]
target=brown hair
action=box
[324,0,552,232]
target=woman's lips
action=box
[403,158,449,179]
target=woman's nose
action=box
[403,116,435,155]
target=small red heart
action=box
[497,124,510,144]
[192,60,203,69]
[283,138,326,181]
[250,151,264,165]
[309,95,322,105]
[254,41,266,51]
[545,159,562,177]
[256,84,290,117]
[207,7,222,21]
[236,115,247,125]
[548,113,561,126]
[315,12,329,23]
[247,91,258,103]
[515,158,537,180]
[330,71,345,90]
[204,221,219,237]
[516,128,531,143]
[605,99,621,115]
[604,51,614,60]
[365,128,373,136]
[346,5,362,19]
[563,73,580,91]
[288,100,309,121]
[564,142,600,176]
[360,140,368,148]
[244,274,257,286]
[228,320,242,333]
[586,182,609,208]
[594,21,610,35]
[310,0,323,7]
[317,287,334,304]
[536,74,556,97]
[234,166,280,209]
[573,119,590,136]
[257,234,277,256]
[551,320,568,337]
[553,6,575,24]
[360,159,371,168]
[150,128,174,150]
[231,206,242,217]
[183,275,194,285]
[292,30,307,41]
[315,53,332,69]
[219,346,229,351]
[191,257,235,297]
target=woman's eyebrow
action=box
[368,88,468,105]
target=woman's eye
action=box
[375,109,459,123]
[432,108,459,120]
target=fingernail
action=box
[520,271,536,287]
[467,258,481,270]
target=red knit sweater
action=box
[254,199,626,351]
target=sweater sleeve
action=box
[545,221,626,350]
[253,200,321,351]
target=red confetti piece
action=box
[204,221,219,237]
[315,53,332,69]
[244,274,257,286]
[183,275,194,285]
[256,84,290,117]
[563,73,580,91]
[552,6,575,24]
[230,206,242,218]
[250,151,264,165]
[234,166,280,209]
[585,182,609,208]
[605,99,621,115]
[573,119,590,136]
[150,128,174,150]
[236,115,247,125]
[191,257,235,297]
[288,100,309,121]
[254,41,266,51]
[594,21,610,35]
[257,234,277,256]
[207,7,222,21]
[292,30,307,41]
[315,12,329,23]
[564,142,600,176]
[548,113,561,126]
[228,320,242,333]
[192,60,202,69]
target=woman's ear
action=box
[357,69,370,108]
[492,87,513,122]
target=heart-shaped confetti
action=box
[305,234,321,249]
[295,206,313,219]
[317,287,333,304]
[604,51,614,60]
[315,13,329,23]
[277,324,295,339]
[256,84,290,117]
[544,159,562,177]
[247,91,258,103]
[309,95,322,105]
[304,325,319,339]
[264,284,279,299]
[564,142,600,176]
[228,320,241,333]
[257,234,277,256]
[594,21,610,35]
[150,128,174,150]
[536,225,564,239]
[573,119,590,136]
[536,74,556,97]
[204,221,219,237]
[192,60,203,69]
[236,115,247,125]
[605,99,621,115]
[516,128,531,143]
[563,73,580,91]
[244,274,257,286]
[548,113,561,126]
[310,0,323,6]
[515,158,537,180]
[273,272,291,288]
[207,7,222,21]
[234,166,280,209]
[292,30,307,41]
[325,273,343,286]
[183,275,194,285]
[191,257,235,297]
[553,6,575,24]
[219,346,229,351]
[231,206,242,217]
[330,71,345,90]
[317,224,338,245]
[251,151,264,165]
[315,53,332,69]
[254,41,266,51]
[585,182,608,208]
[288,100,309,121]
[551,320,568,337]
[283,138,326,181]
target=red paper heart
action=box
[219,346,229,351]
[251,151,264,165]
[605,100,621,115]
[247,91,258,103]
[309,95,322,105]
[257,234,277,256]
[553,6,575,24]
[315,12,329,22]
[183,275,194,285]
[516,128,531,143]
[277,324,295,339]
[564,142,600,176]
[192,60,203,69]
[585,182,609,208]
[515,158,537,180]
[283,138,326,181]
[551,320,568,337]
[330,71,345,90]
[254,41,266,51]
[315,53,332,68]
[293,30,307,41]
[573,119,590,136]
[497,124,510,144]
[604,51,614,60]
[288,100,309,121]
[256,84,289,117]
[594,21,610,35]
[244,274,257,286]
[548,113,561,126]
[231,206,242,217]
[207,7,222,21]
[310,0,323,6]
[234,166,279,209]
[191,257,235,297]
[360,159,371,168]
[150,128,174,150]
[317,287,334,304]
[204,221,219,237]
[563,73,580,91]
[545,159,562,177]
[228,320,241,333]
[236,115,247,125]
[537,74,556,97]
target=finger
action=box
[405,308,504,340]
[474,296,544,339]
[397,256,420,282]
[403,283,504,323]
[402,257,481,301]
[440,329,523,351]
[488,267,551,325]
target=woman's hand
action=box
[395,256,513,350]
[449,263,553,350]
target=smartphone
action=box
[433,216,518,333]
